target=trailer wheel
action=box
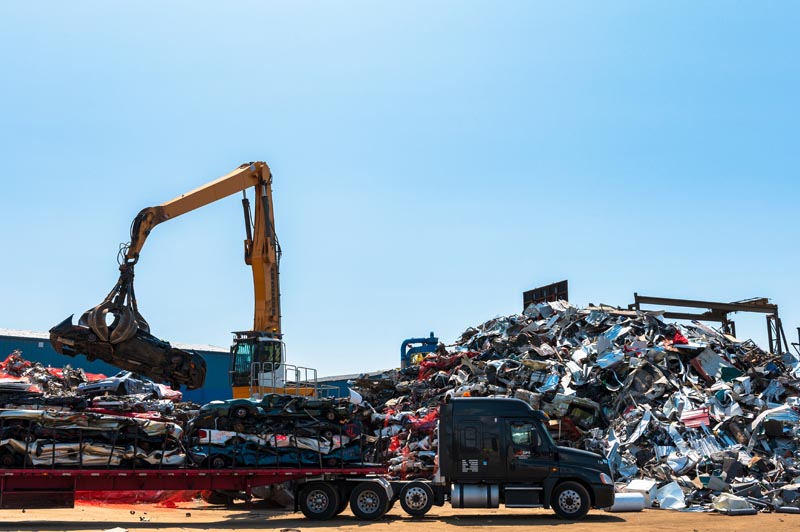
[350,482,389,521]
[399,481,433,517]
[551,481,590,520]
[299,482,340,520]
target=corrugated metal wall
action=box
[0,336,232,404]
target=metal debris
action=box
[4,298,800,515]
[350,301,800,514]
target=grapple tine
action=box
[109,306,137,344]
[134,311,151,334]
[82,302,111,342]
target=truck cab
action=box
[437,397,614,519]
[294,397,615,521]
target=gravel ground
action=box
[0,501,798,532]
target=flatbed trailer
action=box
[0,466,384,509]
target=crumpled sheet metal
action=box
[0,351,199,470]
[351,300,800,514]
[0,408,186,468]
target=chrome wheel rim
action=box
[558,489,581,513]
[356,490,380,514]
[404,486,428,510]
[307,489,330,513]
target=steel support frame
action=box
[629,293,786,355]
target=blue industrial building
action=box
[0,328,232,404]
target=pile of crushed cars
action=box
[184,394,371,469]
[350,301,800,514]
[0,351,375,474]
[0,350,194,468]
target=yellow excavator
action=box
[50,162,319,398]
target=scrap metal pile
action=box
[5,297,800,514]
[184,394,370,468]
[0,351,373,473]
[351,301,800,514]
[0,409,184,468]
[0,350,196,468]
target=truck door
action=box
[505,419,553,484]
[453,421,493,479]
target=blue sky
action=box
[0,2,798,377]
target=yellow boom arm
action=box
[86,161,281,344]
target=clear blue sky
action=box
[1,2,798,377]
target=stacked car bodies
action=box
[0,409,185,467]
[185,394,371,468]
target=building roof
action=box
[0,327,229,354]
[318,369,393,382]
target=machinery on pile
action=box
[50,162,320,397]
[400,332,439,368]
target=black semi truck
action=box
[295,397,615,520]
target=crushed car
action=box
[49,316,206,390]
[77,371,182,401]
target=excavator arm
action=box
[49,162,281,389]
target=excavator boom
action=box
[49,162,281,390]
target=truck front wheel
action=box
[399,481,434,517]
[299,482,340,520]
[551,481,590,520]
[349,482,389,520]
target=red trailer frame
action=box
[0,466,384,509]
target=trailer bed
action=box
[0,466,384,509]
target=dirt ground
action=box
[0,501,798,532]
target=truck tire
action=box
[551,481,590,520]
[399,481,434,517]
[299,482,340,520]
[349,482,389,520]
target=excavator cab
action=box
[230,332,319,399]
[230,332,284,387]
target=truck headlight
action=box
[599,473,613,485]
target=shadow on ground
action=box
[0,505,625,531]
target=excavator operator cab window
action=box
[230,338,283,387]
